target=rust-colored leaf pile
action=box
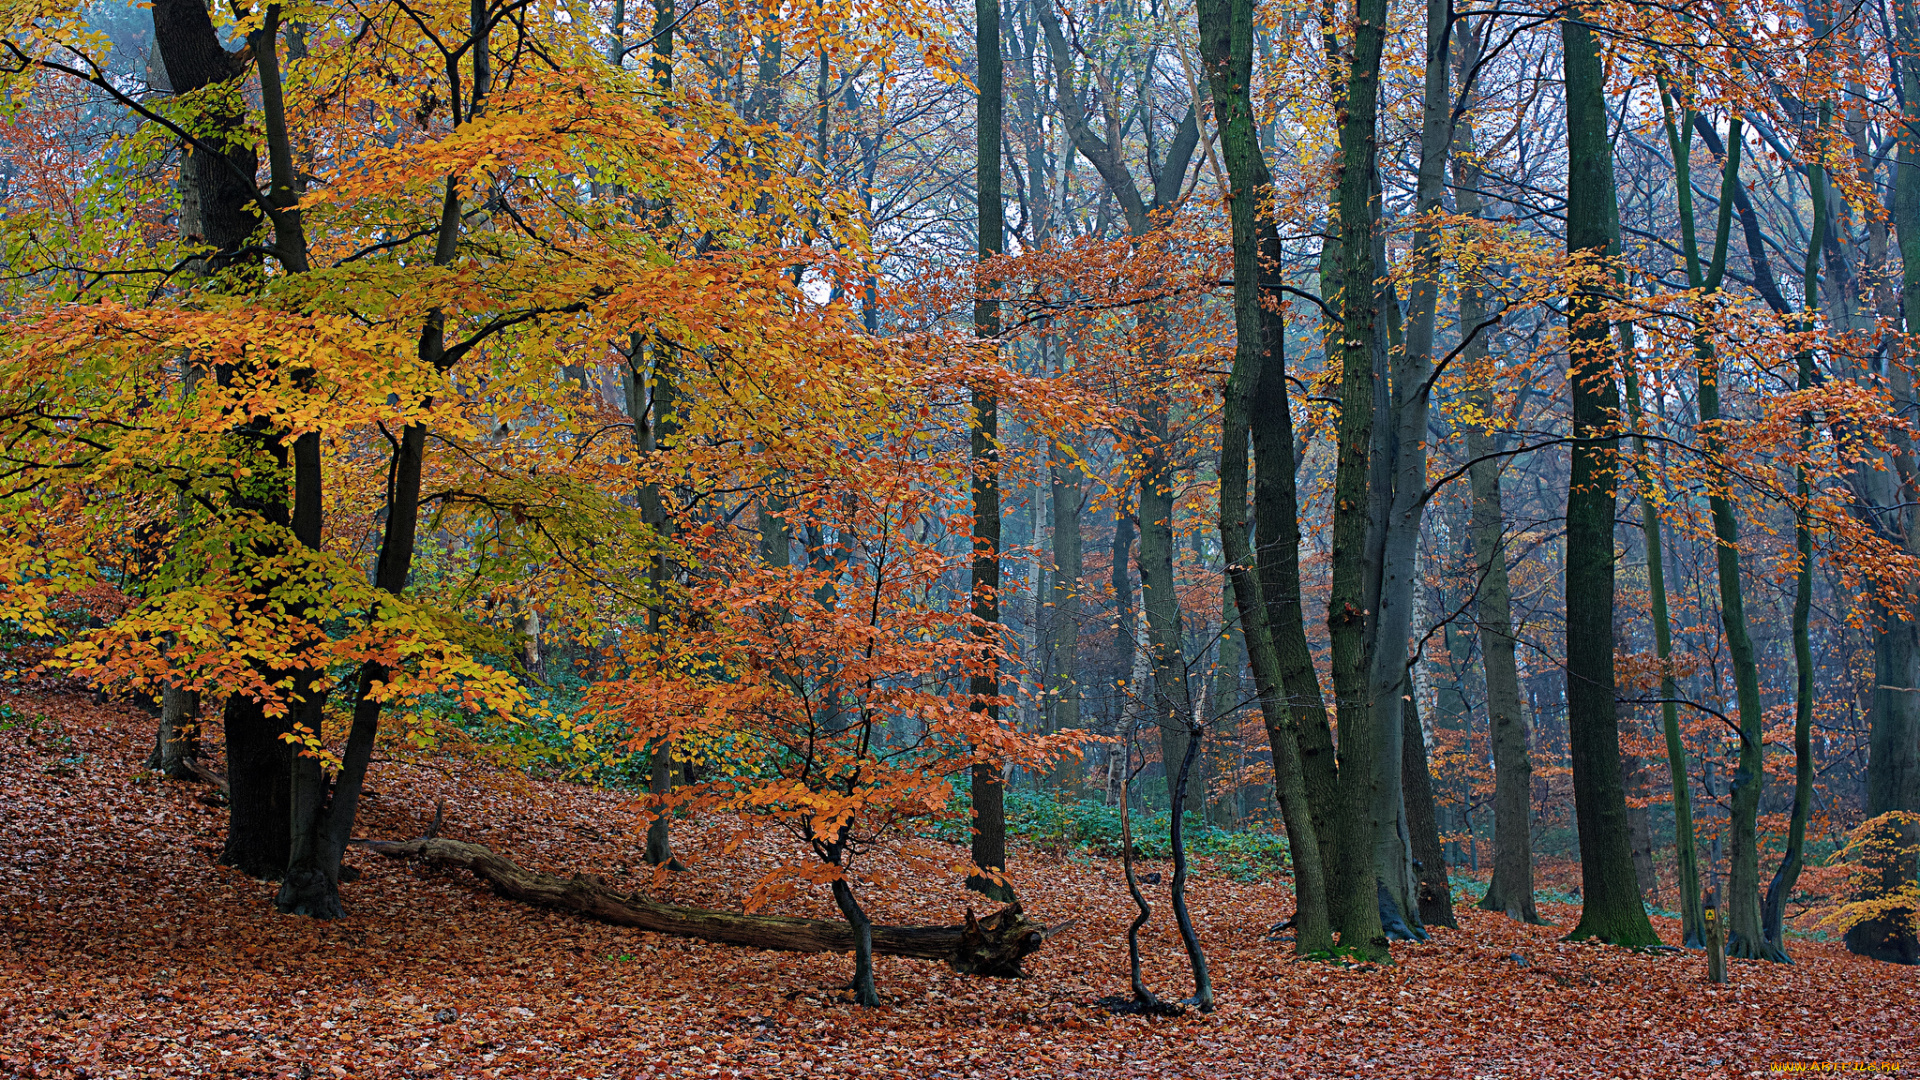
[3,688,1913,1078]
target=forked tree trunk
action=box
[1360,0,1459,939]
[1657,92,1780,961]
[1196,0,1333,955]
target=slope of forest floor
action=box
[1,685,1913,1079]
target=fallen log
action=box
[365,837,1058,977]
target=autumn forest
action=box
[1,0,1918,1071]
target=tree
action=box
[1560,9,1659,948]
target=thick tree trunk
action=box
[1849,0,1920,964]
[152,0,298,884]
[221,694,294,878]
[1401,693,1457,928]
[366,838,1057,976]
[1561,14,1659,948]
[969,0,1012,902]
[148,685,200,780]
[1251,334,1338,855]
[1322,0,1392,962]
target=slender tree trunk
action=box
[1167,717,1213,1011]
[1618,306,1703,945]
[1659,94,1780,961]
[969,0,1013,902]
[1610,129,1702,940]
[1561,13,1659,947]
[1196,0,1332,954]
[1140,424,1200,815]
[1454,97,1540,919]
[278,0,491,914]
[1764,122,1826,949]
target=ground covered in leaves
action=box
[2,686,1914,1078]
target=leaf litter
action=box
[2,688,1913,1078]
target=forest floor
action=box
[1,684,1914,1079]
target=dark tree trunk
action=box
[152,0,293,883]
[367,838,1058,976]
[1401,694,1457,929]
[1850,0,1920,964]
[147,686,200,780]
[1560,14,1659,948]
[221,693,294,878]
[1167,719,1213,1011]
[968,0,1012,902]
[1322,0,1392,962]
[1195,0,1333,955]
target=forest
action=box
[0,0,1918,1071]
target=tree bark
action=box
[1322,0,1392,962]
[1401,692,1457,928]
[366,838,1057,976]
[1561,13,1659,948]
[1359,0,1459,939]
[1849,0,1920,964]
[1196,0,1333,954]
[1765,124,1826,951]
[969,0,1012,902]
[1453,83,1540,920]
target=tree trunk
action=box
[1560,13,1659,948]
[367,838,1057,976]
[148,684,201,780]
[1167,718,1213,1011]
[152,0,298,884]
[1625,753,1659,904]
[1322,0,1392,962]
[1849,0,1920,964]
[279,0,490,914]
[1401,692,1457,928]
[1048,432,1083,789]
[1453,87,1540,920]
[1195,0,1333,954]
[1765,153,1824,947]
[1657,94,1779,961]
[969,0,1012,902]
[1359,0,1458,940]
[1251,333,1338,855]
[1140,428,1200,816]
